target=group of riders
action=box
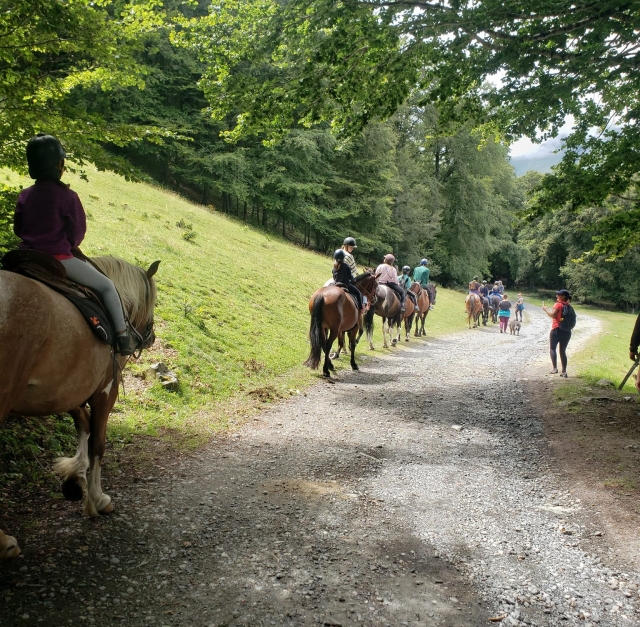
[467,275,525,325]
[332,237,436,316]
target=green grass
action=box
[2,167,472,447]
[569,307,638,393]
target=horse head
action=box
[355,271,379,306]
[91,257,160,349]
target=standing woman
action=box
[543,289,572,377]
[498,293,512,333]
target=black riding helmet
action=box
[402,265,410,272]
[343,237,357,248]
[334,249,346,262]
[26,133,66,180]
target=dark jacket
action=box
[333,262,353,285]
[14,180,86,257]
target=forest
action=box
[1,0,639,309]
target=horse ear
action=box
[147,260,161,279]
[375,272,382,279]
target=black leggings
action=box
[347,284,363,310]
[550,328,572,372]
[383,282,405,306]
[406,290,418,306]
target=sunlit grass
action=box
[3,167,470,444]
[570,307,638,393]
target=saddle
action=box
[1,249,115,345]
[334,282,361,310]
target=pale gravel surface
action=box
[2,306,639,627]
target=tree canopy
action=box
[174,0,640,255]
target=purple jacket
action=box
[14,180,86,257]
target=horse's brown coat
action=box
[0,258,158,557]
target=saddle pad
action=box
[1,251,115,345]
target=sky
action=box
[508,118,573,176]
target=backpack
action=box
[559,303,576,331]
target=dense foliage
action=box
[1,0,638,306]
[175,0,640,258]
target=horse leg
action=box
[84,382,119,517]
[53,406,91,502]
[348,328,359,370]
[382,317,389,349]
[323,329,338,377]
[331,332,344,359]
[0,530,20,559]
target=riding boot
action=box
[116,332,138,356]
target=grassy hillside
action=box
[1,167,468,446]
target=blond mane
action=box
[91,257,157,329]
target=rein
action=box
[354,273,378,305]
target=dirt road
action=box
[2,307,639,627]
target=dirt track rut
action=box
[2,306,640,627]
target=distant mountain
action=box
[510,152,563,176]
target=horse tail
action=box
[304,294,324,369]
[364,307,375,335]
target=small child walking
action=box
[515,293,524,321]
[498,293,512,333]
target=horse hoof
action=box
[99,502,115,515]
[0,531,20,559]
[61,478,84,502]
[351,364,359,371]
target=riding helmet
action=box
[26,133,66,180]
[473,275,478,280]
[334,249,346,262]
[556,289,571,299]
[384,254,395,263]
[343,237,357,248]
[420,258,428,266]
[402,265,410,272]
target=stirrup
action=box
[116,333,139,356]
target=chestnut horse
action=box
[410,283,434,338]
[465,293,483,329]
[0,257,159,559]
[304,272,378,377]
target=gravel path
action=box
[2,307,639,627]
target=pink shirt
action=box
[375,263,399,285]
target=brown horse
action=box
[360,284,403,349]
[396,293,417,343]
[304,272,378,377]
[0,256,159,559]
[410,283,433,338]
[465,293,483,328]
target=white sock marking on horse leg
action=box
[53,431,89,485]
[84,456,111,517]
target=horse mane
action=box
[91,256,157,328]
[355,271,373,281]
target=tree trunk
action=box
[282,215,286,238]
[262,207,268,227]
[243,201,247,221]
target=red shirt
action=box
[14,180,86,259]
[551,301,563,329]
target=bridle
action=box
[354,273,379,306]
